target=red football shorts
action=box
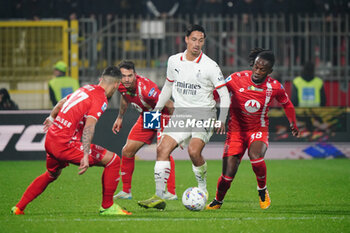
[45,133,107,174]
[223,131,269,158]
[127,114,169,144]
[127,116,157,144]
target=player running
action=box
[112,60,177,200]
[207,48,300,210]
[138,24,230,210]
[11,66,132,216]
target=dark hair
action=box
[248,48,275,67]
[0,88,19,110]
[302,61,315,81]
[0,88,10,101]
[186,24,206,38]
[101,66,122,79]
[117,60,135,72]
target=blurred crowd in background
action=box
[0,0,349,21]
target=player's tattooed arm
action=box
[118,95,129,118]
[112,96,129,134]
[79,117,97,175]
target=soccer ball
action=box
[182,187,207,211]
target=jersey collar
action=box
[180,50,203,63]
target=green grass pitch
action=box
[1,159,349,233]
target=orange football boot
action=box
[258,188,271,209]
[11,206,24,215]
[206,199,223,210]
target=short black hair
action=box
[186,24,206,38]
[0,88,10,101]
[101,66,122,79]
[117,60,135,72]
[248,48,275,67]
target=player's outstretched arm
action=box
[112,117,123,134]
[43,97,67,132]
[154,79,173,111]
[79,117,97,175]
[282,99,300,138]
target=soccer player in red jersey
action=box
[11,66,131,216]
[207,48,300,210]
[112,61,177,200]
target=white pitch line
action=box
[20,216,348,222]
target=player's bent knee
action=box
[156,145,170,160]
[121,146,135,158]
[46,170,60,181]
[156,143,165,155]
[102,151,119,166]
[248,152,263,160]
[105,153,120,168]
[187,147,201,158]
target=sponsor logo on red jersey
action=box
[244,99,261,113]
[148,88,155,97]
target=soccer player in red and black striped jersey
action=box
[207,48,300,210]
[112,61,177,200]
[11,66,131,216]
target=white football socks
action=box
[154,161,171,198]
[192,162,207,192]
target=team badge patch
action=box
[101,102,107,112]
[148,88,155,97]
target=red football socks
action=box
[215,174,234,202]
[16,171,56,211]
[102,154,120,209]
[167,155,176,194]
[250,158,267,189]
[120,156,135,193]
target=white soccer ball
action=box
[182,187,207,211]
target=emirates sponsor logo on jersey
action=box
[175,81,201,95]
[244,99,261,113]
[175,81,201,89]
